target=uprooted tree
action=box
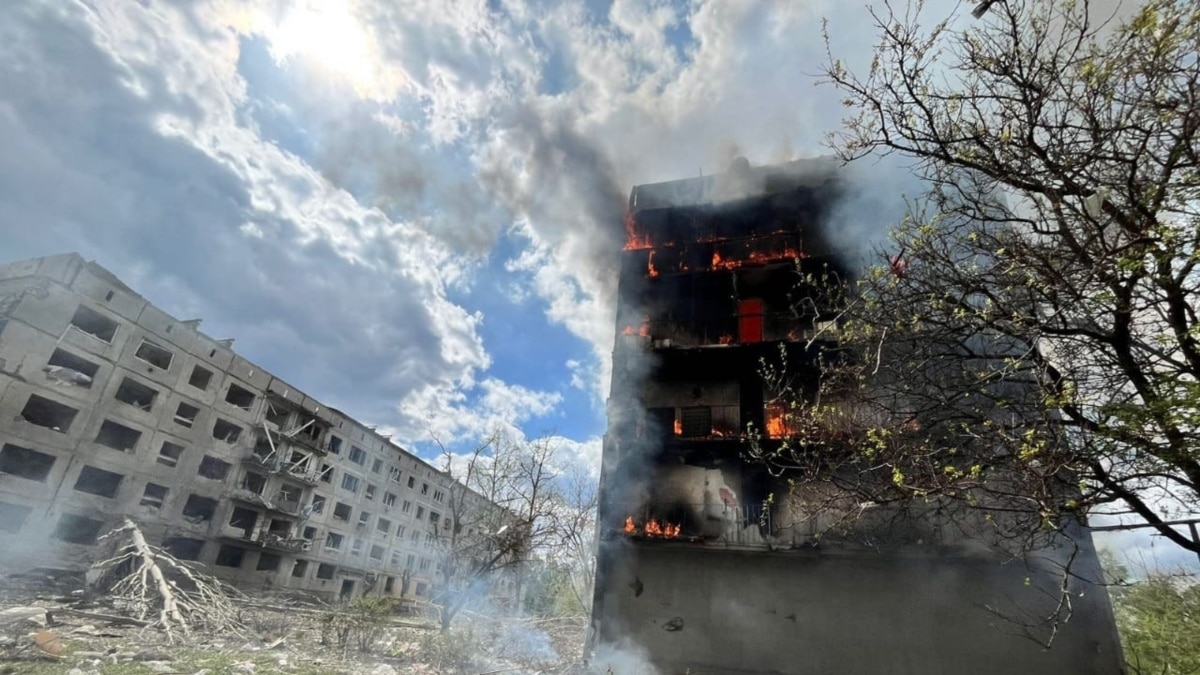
[87,518,245,641]
[752,0,1200,573]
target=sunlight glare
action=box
[270,3,394,99]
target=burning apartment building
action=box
[588,159,1124,674]
[0,253,517,607]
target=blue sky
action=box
[0,0,1183,570]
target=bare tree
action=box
[429,430,567,632]
[545,465,599,615]
[752,0,1200,565]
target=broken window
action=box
[416,506,425,520]
[69,305,118,343]
[348,446,366,465]
[351,538,363,555]
[256,553,281,571]
[264,402,289,428]
[241,472,266,495]
[228,507,257,537]
[0,444,56,482]
[45,349,99,388]
[95,420,141,452]
[396,524,406,538]
[389,467,403,484]
[291,559,309,578]
[418,558,430,572]
[429,512,441,527]
[319,464,333,483]
[278,485,301,506]
[302,526,317,540]
[174,402,199,428]
[377,517,391,535]
[416,583,427,596]
[327,436,342,455]
[371,458,383,474]
[310,495,326,514]
[384,575,395,593]
[157,441,184,467]
[53,514,104,544]
[365,484,377,501]
[114,377,158,411]
[0,502,31,533]
[187,365,213,391]
[224,383,255,410]
[20,394,79,433]
[182,495,217,522]
[369,544,384,561]
[140,483,168,509]
[358,511,371,528]
[341,473,360,494]
[215,545,246,568]
[163,537,203,561]
[316,563,335,580]
[383,492,397,507]
[333,502,352,522]
[212,419,242,444]
[325,533,344,551]
[402,500,412,514]
[421,483,429,496]
[679,406,713,438]
[407,476,415,489]
[433,490,444,503]
[197,455,231,481]
[134,339,173,370]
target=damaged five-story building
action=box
[588,159,1124,674]
[0,253,516,608]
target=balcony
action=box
[243,448,321,486]
[620,313,837,350]
[668,405,742,440]
[609,502,775,549]
[222,530,313,553]
[228,489,304,518]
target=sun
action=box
[268,3,395,99]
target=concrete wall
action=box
[592,543,1124,675]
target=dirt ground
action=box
[0,570,587,675]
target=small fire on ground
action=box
[624,516,682,539]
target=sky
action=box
[0,0,1187,566]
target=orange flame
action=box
[623,212,652,250]
[765,403,792,439]
[673,417,682,436]
[718,334,734,345]
[647,251,659,278]
[711,244,809,270]
[644,519,682,538]
[624,516,682,538]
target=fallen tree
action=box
[87,518,246,641]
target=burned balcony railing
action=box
[614,502,775,548]
[621,313,836,349]
[668,405,742,439]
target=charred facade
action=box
[588,160,1124,674]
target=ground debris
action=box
[1,565,587,675]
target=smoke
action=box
[588,636,660,675]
